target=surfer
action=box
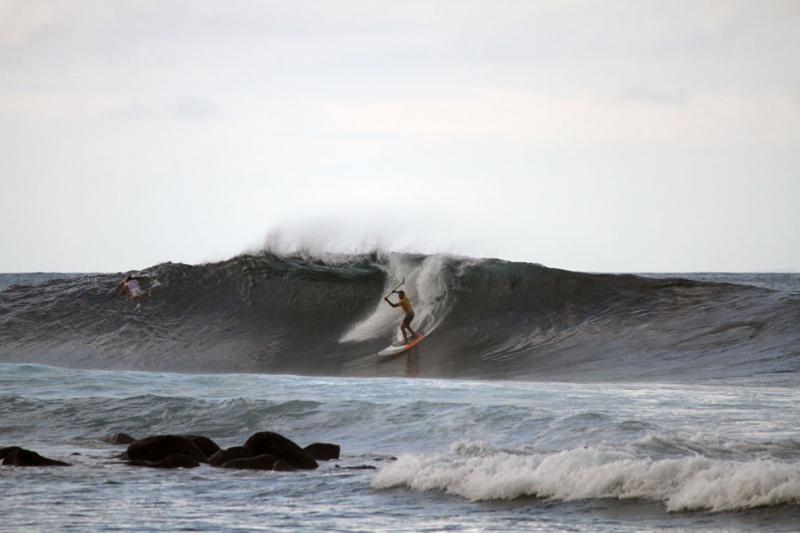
[118,274,148,301]
[384,290,418,342]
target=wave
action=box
[371,442,800,512]
[0,392,327,445]
[1,252,798,382]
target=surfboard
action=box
[377,334,426,356]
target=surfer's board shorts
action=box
[402,311,415,328]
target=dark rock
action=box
[0,447,69,467]
[209,446,258,467]
[304,442,340,461]
[126,435,208,464]
[244,432,318,470]
[334,464,377,470]
[222,454,276,470]
[272,459,294,471]
[104,433,137,445]
[182,435,220,458]
[0,446,20,460]
[130,453,199,469]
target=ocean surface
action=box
[1,255,799,531]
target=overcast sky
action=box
[2,0,799,272]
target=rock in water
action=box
[209,446,258,467]
[244,432,318,470]
[222,454,276,470]
[0,446,20,461]
[126,435,208,464]
[130,453,200,469]
[304,442,340,460]
[0,447,70,467]
[272,459,294,471]
[182,435,220,459]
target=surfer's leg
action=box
[402,313,416,339]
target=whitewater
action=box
[2,253,800,531]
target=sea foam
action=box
[370,441,800,512]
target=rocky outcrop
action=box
[209,446,258,467]
[272,459,293,471]
[1,446,20,461]
[245,431,318,470]
[130,453,200,469]
[0,446,70,467]
[9,430,345,472]
[121,432,337,471]
[222,454,276,470]
[183,435,220,458]
[125,435,208,464]
[304,442,340,461]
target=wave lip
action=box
[371,442,800,512]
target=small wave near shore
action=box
[372,442,800,512]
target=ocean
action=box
[1,253,799,531]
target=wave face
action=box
[1,253,799,381]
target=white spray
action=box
[370,442,800,512]
[339,253,454,343]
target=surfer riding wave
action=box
[384,286,418,342]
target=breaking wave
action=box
[1,252,798,382]
[371,442,800,512]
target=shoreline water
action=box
[3,363,800,531]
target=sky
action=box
[1,0,799,273]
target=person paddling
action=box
[384,288,418,342]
